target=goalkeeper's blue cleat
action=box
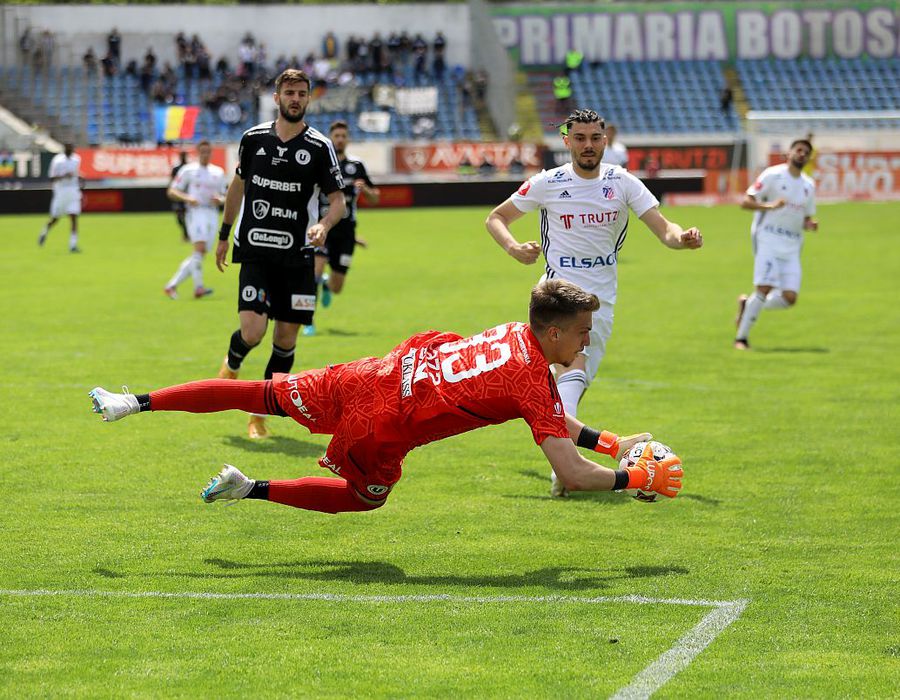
[302,324,316,336]
[89,387,139,422]
[201,464,254,504]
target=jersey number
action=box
[438,325,512,384]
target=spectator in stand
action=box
[275,54,289,76]
[398,30,412,69]
[19,28,34,63]
[473,69,488,108]
[125,59,138,78]
[197,45,212,82]
[387,32,401,65]
[215,56,230,78]
[369,33,384,77]
[161,62,177,90]
[432,31,446,82]
[175,32,188,62]
[35,30,55,70]
[101,52,117,79]
[145,48,157,71]
[323,31,338,60]
[107,28,122,66]
[238,33,256,79]
[412,33,427,83]
[346,36,360,64]
[720,86,733,114]
[82,47,98,75]
[140,56,155,94]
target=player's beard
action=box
[790,156,807,170]
[279,102,306,123]
[575,154,601,171]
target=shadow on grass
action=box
[679,493,722,506]
[320,328,365,337]
[221,434,324,458]
[111,558,688,592]
[753,346,829,354]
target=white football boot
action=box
[201,464,254,504]
[89,387,140,422]
[550,471,569,498]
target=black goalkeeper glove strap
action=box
[218,222,232,241]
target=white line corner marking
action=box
[0,589,748,698]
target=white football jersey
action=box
[511,163,658,304]
[171,162,227,208]
[747,163,816,256]
[49,153,81,194]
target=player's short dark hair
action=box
[529,279,600,333]
[790,137,813,151]
[556,109,605,135]
[329,120,349,133]
[196,140,211,148]
[275,68,311,93]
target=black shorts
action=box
[238,255,317,325]
[315,223,356,274]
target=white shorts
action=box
[582,303,614,383]
[50,191,82,217]
[186,207,219,245]
[753,249,802,292]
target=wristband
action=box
[218,222,232,241]
[594,430,620,457]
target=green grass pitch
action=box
[1,202,898,697]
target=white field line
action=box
[0,589,749,698]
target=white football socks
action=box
[168,254,195,289]
[190,251,205,290]
[557,369,588,418]
[68,229,78,250]
[736,292,765,340]
[764,289,791,309]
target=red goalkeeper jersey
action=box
[374,321,568,448]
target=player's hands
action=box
[307,223,327,247]
[215,240,229,272]
[633,443,683,499]
[213,195,225,207]
[804,218,818,231]
[355,236,369,249]
[680,228,703,249]
[614,432,653,460]
[506,240,541,264]
[185,196,199,207]
[768,198,787,210]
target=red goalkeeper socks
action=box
[268,477,382,513]
[147,379,280,415]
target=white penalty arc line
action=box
[0,589,748,698]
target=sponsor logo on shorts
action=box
[400,348,416,398]
[338,253,353,268]
[242,285,258,302]
[248,228,294,249]
[295,149,311,165]
[367,484,390,496]
[291,294,316,311]
[251,174,301,193]
[285,374,315,421]
[252,199,270,219]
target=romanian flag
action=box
[154,106,201,142]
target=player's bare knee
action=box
[329,278,345,294]
[756,285,774,295]
[783,291,798,306]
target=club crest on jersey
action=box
[602,186,615,200]
[344,163,357,176]
[296,149,311,165]
[252,199,270,219]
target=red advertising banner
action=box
[76,147,227,180]
[82,190,124,212]
[394,142,543,173]
[768,151,900,201]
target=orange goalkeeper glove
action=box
[625,443,684,499]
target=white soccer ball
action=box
[618,440,674,503]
